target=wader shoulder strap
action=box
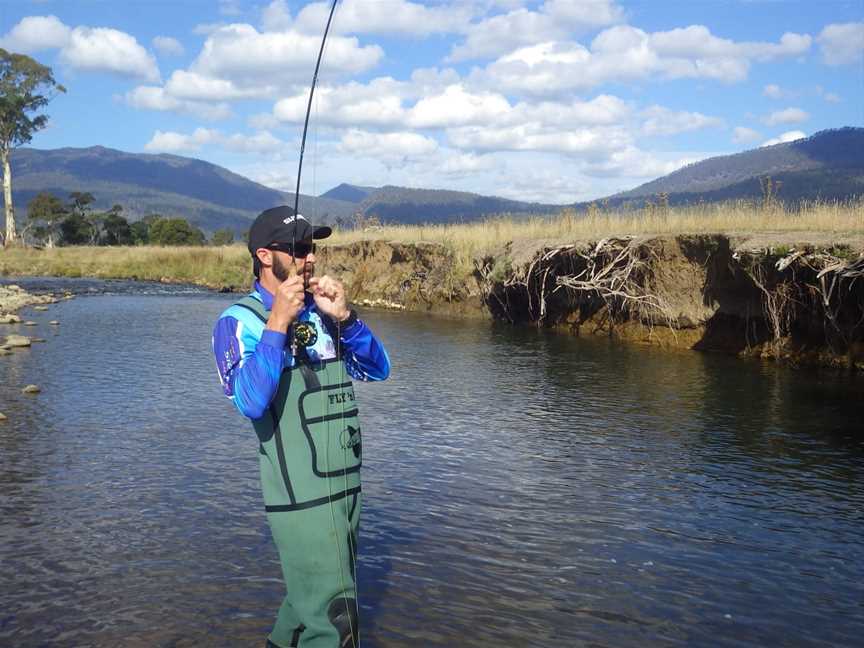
[235,295,270,323]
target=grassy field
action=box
[333,199,864,269]
[0,244,253,290]
[1,200,861,290]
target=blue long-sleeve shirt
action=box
[212,282,390,419]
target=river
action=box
[1,278,862,647]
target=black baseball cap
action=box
[247,205,332,256]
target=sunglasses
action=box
[267,242,317,257]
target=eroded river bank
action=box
[318,234,864,371]
[3,233,864,370]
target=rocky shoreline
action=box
[0,285,68,419]
[0,284,59,320]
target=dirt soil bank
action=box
[321,235,864,371]
[2,236,861,370]
[318,240,486,319]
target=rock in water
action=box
[22,385,40,394]
[0,314,22,324]
[24,321,37,326]
[34,305,49,311]
[3,335,31,348]
[49,321,60,325]
[0,412,7,421]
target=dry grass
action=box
[1,200,861,289]
[0,244,253,290]
[331,199,864,269]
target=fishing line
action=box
[293,0,339,293]
[337,319,359,646]
[299,3,359,645]
[289,2,357,645]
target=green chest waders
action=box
[236,297,361,648]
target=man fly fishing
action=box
[212,205,390,647]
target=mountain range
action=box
[605,126,864,207]
[9,127,862,236]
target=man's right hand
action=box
[266,275,305,333]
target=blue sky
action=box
[1,0,862,203]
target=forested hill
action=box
[319,183,562,223]
[10,146,356,235]
[9,147,565,232]
[9,127,862,236]
[601,127,864,207]
[320,183,377,202]
[355,185,561,224]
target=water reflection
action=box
[1,281,862,647]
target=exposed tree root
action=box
[477,235,864,369]
[737,248,864,358]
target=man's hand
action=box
[308,275,350,322]
[267,275,306,333]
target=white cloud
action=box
[509,94,630,127]
[648,26,810,62]
[271,69,461,128]
[763,107,809,126]
[274,78,410,126]
[817,22,864,65]
[640,105,724,136]
[761,130,806,147]
[762,83,784,99]
[477,25,811,95]
[60,27,161,82]
[125,86,232,121]
[295,0,473,37]
[139,20,386,108]
[581,147,704,179]
[241,165,297,193]
[261,0,293,32]
[407,85,512,128]
[152,36,184,57]
[439,152,497,175]
[222,130,284,153]
[145,128,218,153]
[339,129,438,160]
[274,76,631,137]
[190,23,383,85]
[165,70,275,101]
[446,123,632,156]
[449,0,625,61]
[144,127,284,153]
[733,127,761,144]
[823,92,841,103]
[1,16,159,82]
[478,41,593,94]
[0,15,70,52]
[496,163,587,202]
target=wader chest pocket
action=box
[299,381,362,478]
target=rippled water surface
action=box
[1,277,863,647]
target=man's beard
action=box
[272,255,311,282]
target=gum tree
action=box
[0,49,65,247]
[26,190,67,247]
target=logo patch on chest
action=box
[339,425,362,458]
